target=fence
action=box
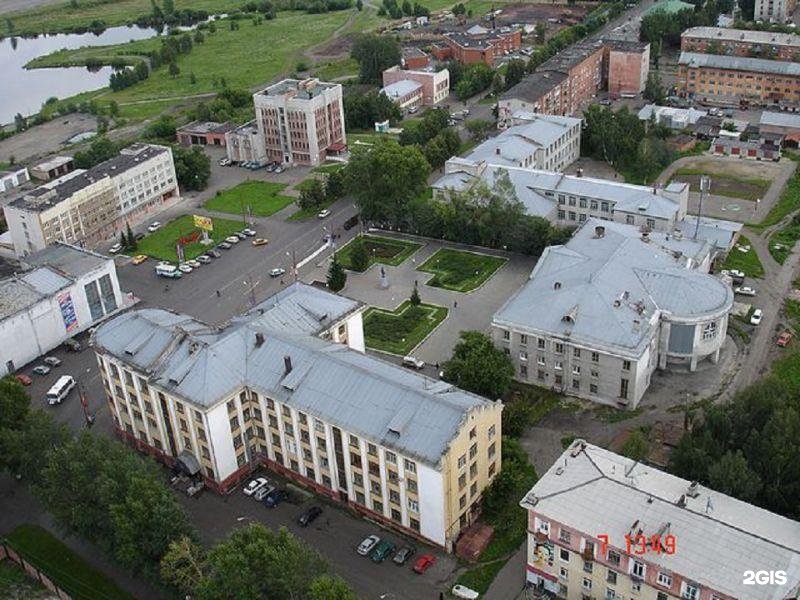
[0,540,73,600]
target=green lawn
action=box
[4,524,134,600]
[204,181,294,217]
[751,153,800,230]
[363,301,448,355]
[671,168,770,201]
[417,248,506,292]
[337,235,422,271]
[136,214,243,261]
[769,219,800,264]
[719,235,764,278]
[312,58,359,81]
[312,162,347,175]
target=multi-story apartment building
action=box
[501,39,650,117]
[755,0,798,23]
[492,219,732,408]
[681,27,800,61]
[430,27,522,66]
[253,78,346,167]
[678,51,800,106]
[382,65,450,106]
[466,115,582,172]
[521,440,800,600]
[92,282,502,550]
[225,120,266,164]
[3,144,179,257]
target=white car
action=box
[735,286,756,296]
[403,356,425,370]
[186,259,201,269]
[225,235,240,244]
[109,243,123,254]
[241,228,257,237]
[197,255,212,264]
[219,157,231,166]
[242,477,269,497]
[452,584,480,600]
[43,356,62,367]
[317,209,331,219]
[147,222,162,232]
[721,268,745,279]
[253,485,275,501]
[178,263,193,274]
[269,267,286,278]
[750,308,763,325]
[357,534,381,556]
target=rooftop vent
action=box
[554,281,562,290]
[576,167,583,178]
[594,225,605,238]
[284,355,293,375]
[687,481,700,498]
[495,147,501,155]
[255,332,265,347]
[641,231,650,243]
[676,494,688,508]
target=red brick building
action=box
[176,121,235,147]
[681,26,800,62]
[431,27,522,66]
[402,46,431,70]
[605,39,650,96]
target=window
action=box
[605,590,617,600]
[537,369,546,381]
[519,350,528,361]
[558,209,565,220]
[632,560,645,578]
[572,365,580,375]
[626,214,635,225]
[657,594,668,600]
[488,424,496,439]
[488,462,496,477]
[367,443,377,456]
[407,479,418,492]
[646,218,656,229]
[459,495,466,509]
[559,566,568,579]
[582,578,592,590]
[554,360,563,371]
[657,572,672,587]
[583,561,593,574]
[385,451,397,464]
[458,454,467,468]
[537,338,546,349]
[520,334,528,345]
[632,582,641,594]
[622,360,631,371]
[537,356,545,366]
[469,462,478,479]
[591,352,599,362]
[601,201,609,212]
[620,378,629,400]
[559,528,571,544]
[458,473,467,490]
[373,500,383,513]
[469,442,477,459]
[560,548,569,562]
[389,489,401,503]
[408,498,419,512]
[572,379,580,390]
[502,329,510,340]
[573,348,581,358]
[404,459,416,473]
[554,342,564,353]
[703,321,717,340]
[682,583,699,600]
[607,549,620,566]
[520,365,528,378]
[488,442,496,459]
[349,434,359,447]
[606,570,617,584]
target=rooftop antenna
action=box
[695,175,710,240]
[706,496,714,514]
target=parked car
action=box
[178,263,193,274]
[721,269,745,279]
[370,539,397,563]
[147,221,162,232]
[357,534,381,556]
[297,506,322,526]
[242,477,269,497]
[241,228,256,237]
[317,209,331,219]
[186,259,201,269]
[393,546,416,565]
[235,231,248,240]
[412,554,436,574]
[242,161,252,169]
[452,584,480,600]
[225,235,240,244]
[777,330,794,347]
[197,255,212,264]
[132,254,148,265]
[252,238,269,247]
[403,356,425,370]
[207,248,222,258]
[32,365,51,375]
[750,308,763,325]
[266,162,277,172]
[135,232,146,241]
[63,338,81,352]
[735,286,756,296]
[15,374,32,386]
[43,356,62,367]
[109,243,123,254]
[218,241,232,250]
[269,267,286,278]
[262,488,287,507]
[253,485,275,502]
[219,157,231,166]
[343,215,359,231]
[274,166,284,174]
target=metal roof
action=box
[760,111,800,128]
[93,285,492,467]
[679,51,800,76]
[502,71,568,102]
[493,219,732,356]
[683,26,800,48]
[521,441,800,600]
[381,79,423,99]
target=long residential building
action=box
[91,282,502,550]
[430,27,522,66]
[0,243,126,376]
[492,219,732,408]
[3,143,179,257]
[681,27,800,61]
[756,0,798,23]
[253,78,346,167]
[678,51,800,106]
[521,440,800,600]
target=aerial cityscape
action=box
[0,0,798,598]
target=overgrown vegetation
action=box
[750,152,800,230]
[718,235,764,278]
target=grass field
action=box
[204,181,294,217]
[363,301,447,355]
[26,11,358,120]
[136,214,243,261]
[751,153,800,230]
[769,219,800,264]
[312,58,359,81]
[336,235,422,271]
[417,248,506,292]
[4,524,134,600]
[719,235,764,278]
[672,168,770,201]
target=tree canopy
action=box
[350,34,401,84]
[172,145,211,190]
[443,331,515,399]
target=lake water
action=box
[0,16,222,125]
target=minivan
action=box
[46,375,76,405]
[155,263,182,279]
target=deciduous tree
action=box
[443,331,514,399]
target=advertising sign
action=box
[57,292,79,333]
[193,215,213,231]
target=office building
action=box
[381,80,424,110]
[605,39,651,96]
[521,440,800,600]
[176,121,235,147]
[681,27,800,60]
[0,243,126,376]
[225,120,267,164]
[92,282,502,550]
[3,144,179,256]
[492,219,733,408]
[253,78,346,166]
[430,27,522,66]
[382,65,450,106]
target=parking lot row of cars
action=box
[242,477,322,523]
[219,157,284,173]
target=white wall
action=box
[346,312,365,353]
[0,167,30,193]
[417,462,446,547]
[206,401,239,482]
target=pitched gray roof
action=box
[679,51,800,76]
[760,111,800,128]
[93,286,492,467]
[522,441,800,600]
[494,219,733,356]
[682,26,800,48]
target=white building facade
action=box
[225,120,267,164]
[0,166,30,194]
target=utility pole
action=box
[78,380,94,427]
[695,175,710,240]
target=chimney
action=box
[687,481,700,498]
[676,494,688,508]
[641,231,650,242]
[554,281,562,290]
[255,332,265,347]
[576,167,583,177]
[284,355,293,375]
[594,225,605,238]
[495,147,501,155]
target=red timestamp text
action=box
[597,533,677,556]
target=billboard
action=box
[193,215,213,231]
[57,292,79,333]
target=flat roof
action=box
[521,441,800,600]
[31,156,73,172]
[645,0,694,15]
[465,116,581,166]
[538,40,605,74]
[176,121,235,135]
[381,79,423,99]
[502,71,569,102]
[683,26,800,47]
[760,110,800,128]
[679,51,800,76]
[260,78,339,100]
[603,38,649,52]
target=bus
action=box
[46,375,76,405]
[155,263,182,279]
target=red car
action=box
[15,374,32,386]
[412,554,436,574]
[777,331,794,347]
